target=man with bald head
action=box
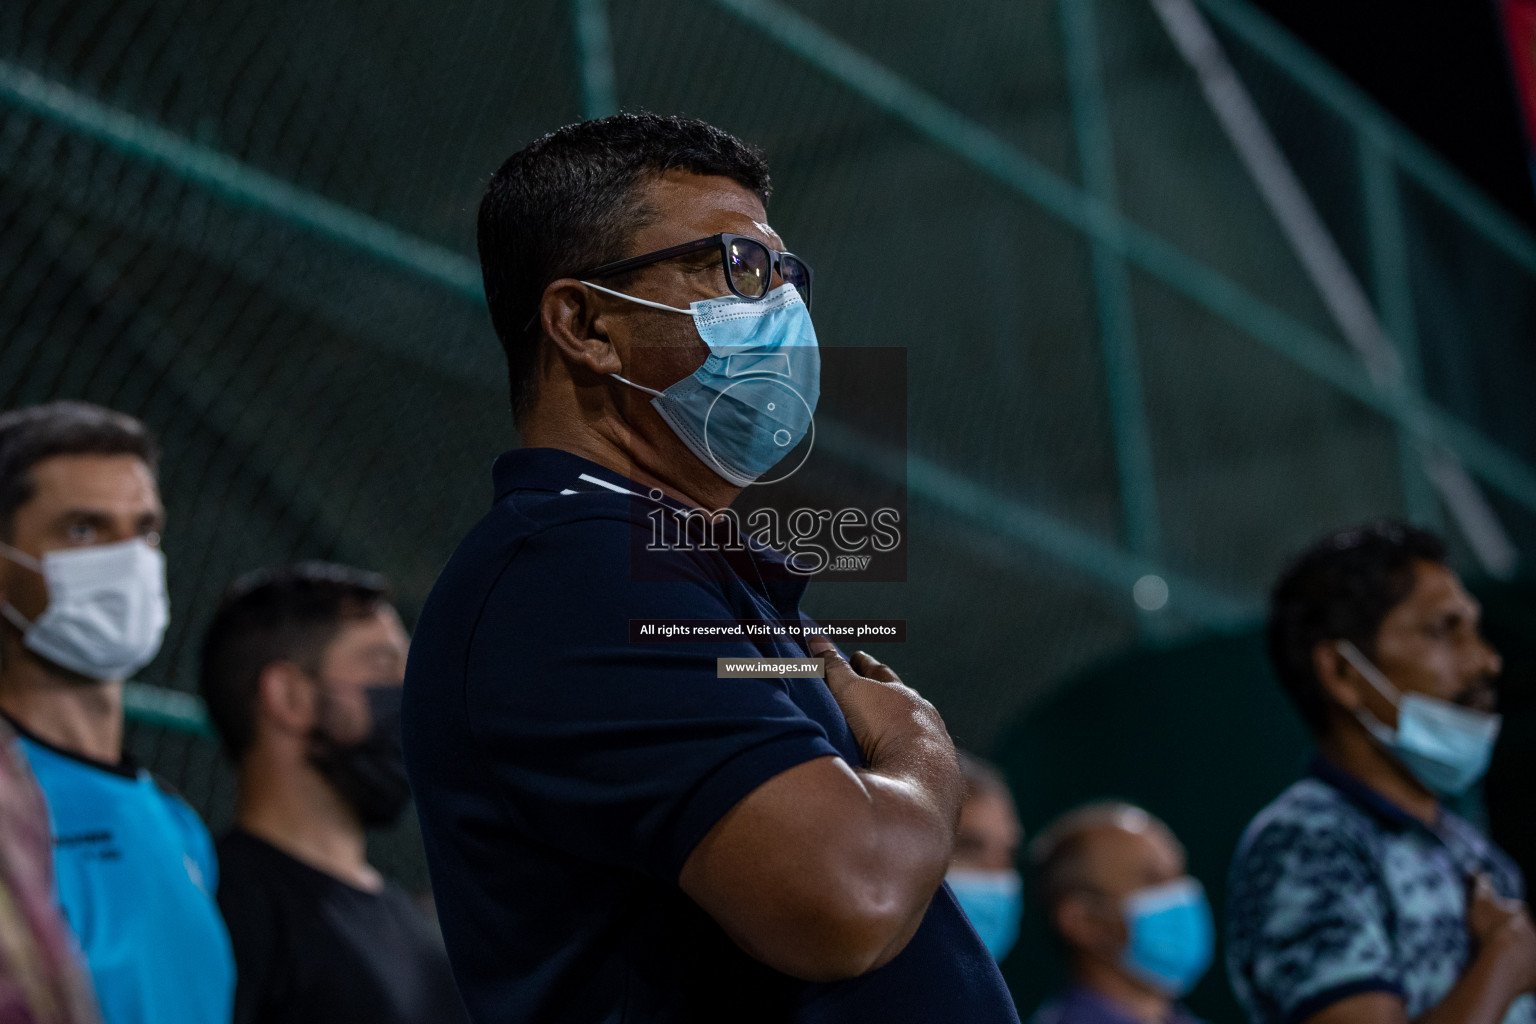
[403,114,1017,1023]
[1028,802,1214,1024]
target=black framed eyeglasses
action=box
[577,232,813,311]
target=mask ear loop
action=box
[0,603,34,633]
[1335,640,1404,706]
[609,374,665,399]
[0,542,42,573]
[1336,639,1410,749]
[577,282,696,399]
[0,544,43,633]
[521,279,696,333]
[580,281,693,316]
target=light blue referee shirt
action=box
[7,715,235,1024]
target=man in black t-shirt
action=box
[199,563,468,1024]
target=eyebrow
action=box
[55,508,164,525]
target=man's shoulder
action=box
[214,829,274,879]
[1438,809,1527,896]
[1027,987,1204,1024]
[215,831,334,915]
[147,775,213,837]
[433,487,737,626]
[456,482,641,560]
[1234,776,1379,872]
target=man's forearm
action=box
[840,721,963,970]
[684,644,967,980]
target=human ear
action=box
[256,661,319,736]
[1312,640,1363,712]
[1055,895,1122,955]
[538,279,624,377]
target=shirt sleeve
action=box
[1227,819,1404,1024]
[464,514,843,883]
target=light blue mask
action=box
[1121,877,1213,997]
[586,281,820,486]
[947,869,1023,962]
[1338,640,1502,797]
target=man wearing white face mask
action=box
[0,402,234,1024]
[1028,802,1214,1024]
[1229,522,1536,1024]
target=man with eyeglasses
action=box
[402,114,1018,1022]
[1227,522,1536,1024]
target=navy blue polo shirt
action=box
[403,447,1017,1024]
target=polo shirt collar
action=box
[0,709,141,779]
[1307,755,1429,833]
[492,447,641,502]
[490,446,811,609]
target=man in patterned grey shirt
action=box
[1228,522,1536,1024]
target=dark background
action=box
[1251,0,1536,227]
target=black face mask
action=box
[307,684,411,829]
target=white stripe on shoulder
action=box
[576,473,641,496]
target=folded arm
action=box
[680,644,961,981]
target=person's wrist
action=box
[856,696,949,769]
[872,691,949,760]
[1473,930,1530,1000]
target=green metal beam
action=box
[1360,136,1441,530]
[1059,0,1162,562]
[706,0,1536,519]
[124,682,210,735]
[573,0,619,119]
[0,53,1229,625]
[812,419,1255,626]
[10,203,405,574]
[0,58,483,300]
[1193,0,1536,278]
[2,30,1532,620]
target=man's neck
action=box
[236,753,382,893]
[1074,958,1175,1024]
[1317,721,1439,826]
[520,408,742,511]
[0,646,123,765]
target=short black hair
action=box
[0,402,159,539]
[198,562,392,761]
[1267,521,1449,734]
[477,113,772,422]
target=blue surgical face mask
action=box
[584,281,820,486]
[946,868,1023,962]
[1337,640,1502,797]
[1121,877,1213,997]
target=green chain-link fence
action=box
[3,0,1536,889]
